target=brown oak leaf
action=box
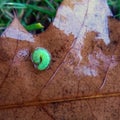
[0,0,120,120]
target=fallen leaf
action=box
[1,16,34,42]
[0,0,120,119]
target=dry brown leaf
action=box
[0,0,120,120]
[1,16,34,42]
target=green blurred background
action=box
[0,0,119,35]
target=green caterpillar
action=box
[31,47,51,70]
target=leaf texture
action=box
[0,0,120,119]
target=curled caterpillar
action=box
[31,47,51,70]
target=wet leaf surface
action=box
[0,0,120,119]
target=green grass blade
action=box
[44,0,56,11]
[26,4,55,17]
[25,23,44,31]
[3,3,27,8]
[2,2,55,17]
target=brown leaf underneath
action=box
[0,0,120,120]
